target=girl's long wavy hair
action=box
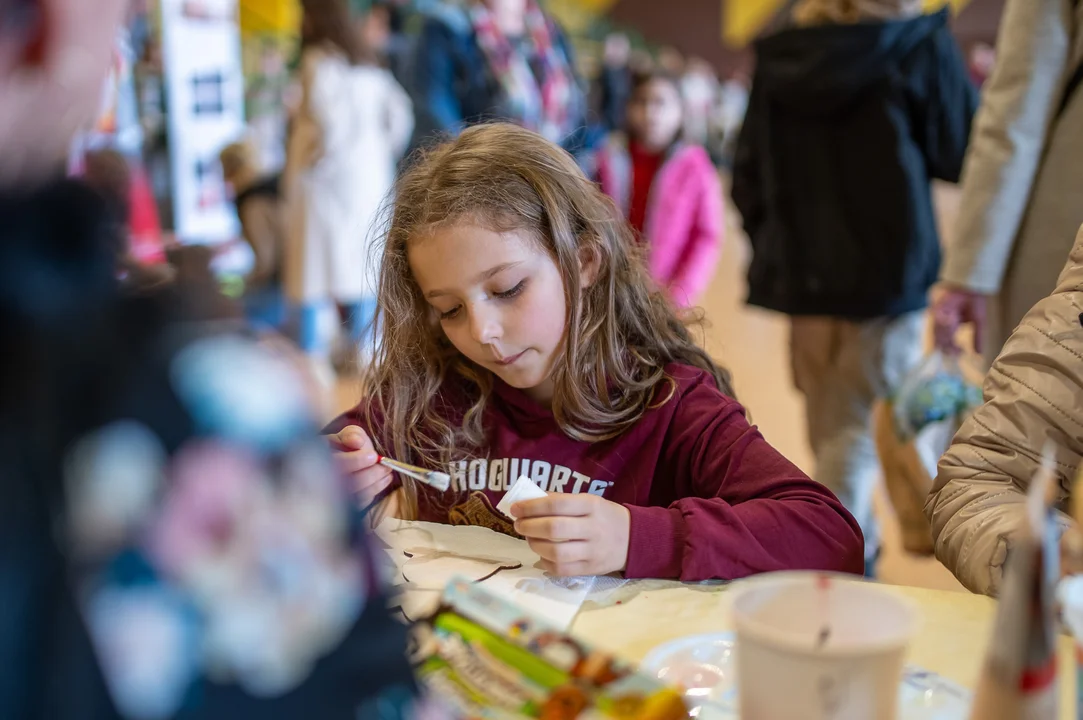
[364,123,735,519]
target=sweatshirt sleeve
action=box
[623,380,865,581]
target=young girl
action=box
[328,123,863,581]
[595,69,724,308]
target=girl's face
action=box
[409,223,568,406]
[627,78,684,152]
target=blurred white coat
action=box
[284,46,413,304]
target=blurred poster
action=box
[161,0,245,242]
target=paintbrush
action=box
[378,455,452,492]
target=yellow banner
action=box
[239,0,299,35]
[722,0,786,46]
[548,0,620,34]
[924,0,972,10]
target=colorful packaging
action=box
[413,578,688,719]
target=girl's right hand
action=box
[328,425,393,505]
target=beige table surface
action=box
[568,578,1077,718]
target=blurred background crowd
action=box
[73,0,1008,373]
[95,0,770,374]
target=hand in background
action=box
[513,494,631,576]
[932,285,988,356]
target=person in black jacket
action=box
[0,1,422,718]
[731,0,977,573]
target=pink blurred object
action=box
[149,442,261,578]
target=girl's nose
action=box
[467,304,501,345]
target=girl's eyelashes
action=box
[494,280,527,299]
[435,280,526,321]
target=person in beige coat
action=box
[926,225,1083,597]
[933,0,1083,364]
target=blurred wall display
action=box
[161,0,246,242]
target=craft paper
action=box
[495,476,548,519]
[375,519,594,631]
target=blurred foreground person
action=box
[0,1,418,718]
[732,0,977,573]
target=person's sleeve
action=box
[240,200,279,287]
[926,228,1083,596]
[385,73,416,160]
[917,23,979,183]
[942,0,1070,294]
[623,381,865,581]
[668,153,724,307]
[730,76,765,240]
[411,17,464,143]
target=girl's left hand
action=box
[512,494,631,576]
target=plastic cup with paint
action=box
[732,572,919,720]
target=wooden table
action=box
[568,578,1078,718]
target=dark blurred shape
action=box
[0,178,419,719]
[733,7,978,319]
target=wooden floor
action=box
[333,180,970,594]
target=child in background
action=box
[220,141,288,331]
[327,123,862,581]
[595,69,724,308]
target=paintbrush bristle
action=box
[427,472,451,492]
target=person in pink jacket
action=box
[595,67,725,307]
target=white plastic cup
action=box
[732,572,919,720]
[1058,575,1083,718]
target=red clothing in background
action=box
[329,364,864,582]
[628,140,664,235]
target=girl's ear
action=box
[577,244,601,289]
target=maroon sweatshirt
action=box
[332,364,864,581]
